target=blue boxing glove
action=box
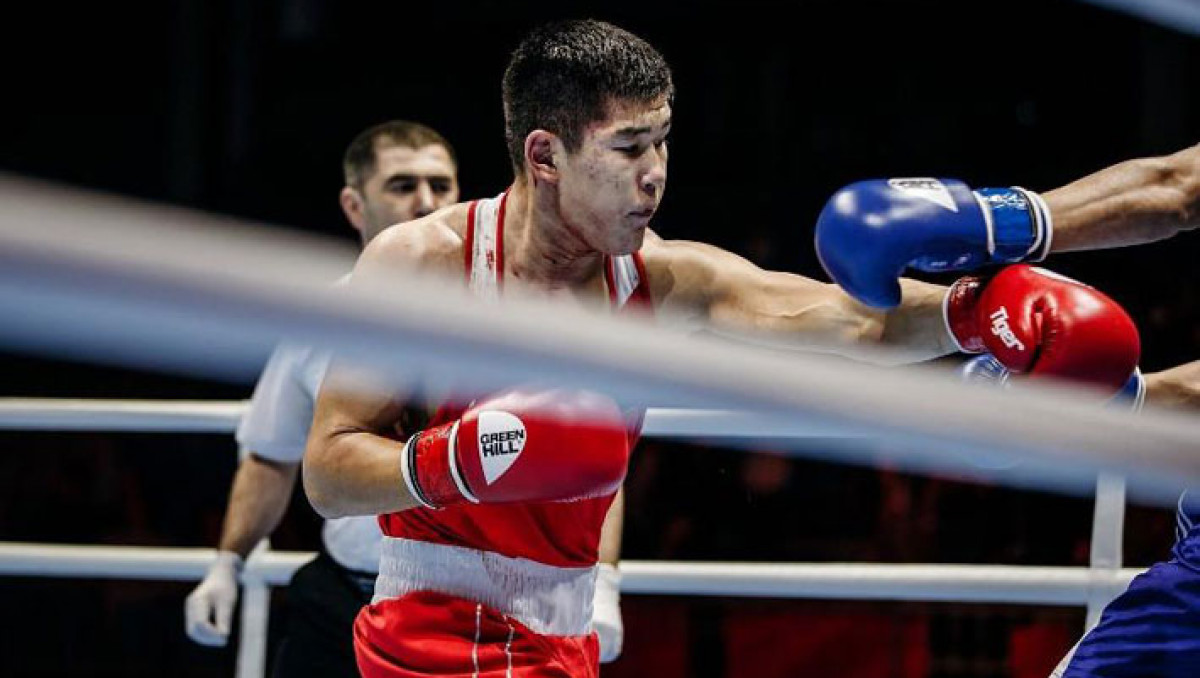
[956,354,1143,470]
[1109,362,1146,411]
[955,354,1019,470]
[815,178,1053,309]
[959,354,1144,409]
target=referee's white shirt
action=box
[236,342,382,574]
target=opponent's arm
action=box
[815,144,1199,309]
[1145,360,1200,410]
[1047,144,1200,251]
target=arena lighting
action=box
[1078,0,1200,35]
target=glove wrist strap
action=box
[944,277,986,353]
[404,421,473,510]
[975,187,1051,263]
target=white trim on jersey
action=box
[471,191,643,309]
[374,537,598,637]
[470,195,503,302]
[610,254,641,307]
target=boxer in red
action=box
[304,19,1148,677]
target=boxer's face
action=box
[557,95,670,255]
[345,143,459,245]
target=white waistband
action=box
[374,537,597,637]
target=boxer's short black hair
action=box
[502,19,674,172]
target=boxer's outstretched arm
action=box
[1047,144,1200,252]
[646,237,957,364]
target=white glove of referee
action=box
[185,551,243,646]
[593,563,624,663]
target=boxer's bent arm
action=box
[217,454,299,557]
[304,366,421,519]
[650,239,957,364]
[1047,144,1200,252]
[1145,360,1200,410]
[302,225,458,519]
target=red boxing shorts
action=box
[355,537,601,677]
[355,591,599,677]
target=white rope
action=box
[0,542,310,584]
[0,541,1140,606]
[2,175,1199,501]
[0,398,246,432]
[622,561,1137,605]
[0,399,863,439]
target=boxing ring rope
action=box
[0,399,863,438]
[0,398,247,432]
[3,175,1200,499]
[0,541,1141,606]
[0,176,1181,674]
[0,397,1140,676]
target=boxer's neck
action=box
[503,180,606,291]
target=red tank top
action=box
[378,191,653,568]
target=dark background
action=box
[0,0,1196,676]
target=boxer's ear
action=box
[525,131,559,184]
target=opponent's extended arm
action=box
[1145,360,1200,410]
[815,144,1199,309]
[1047,144,1200,252]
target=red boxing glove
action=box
[944,264,1140,392]
[401,389,630,509]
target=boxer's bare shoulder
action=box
[637,230,709,312]
[359,202,471,275]
[639,228,827,314]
